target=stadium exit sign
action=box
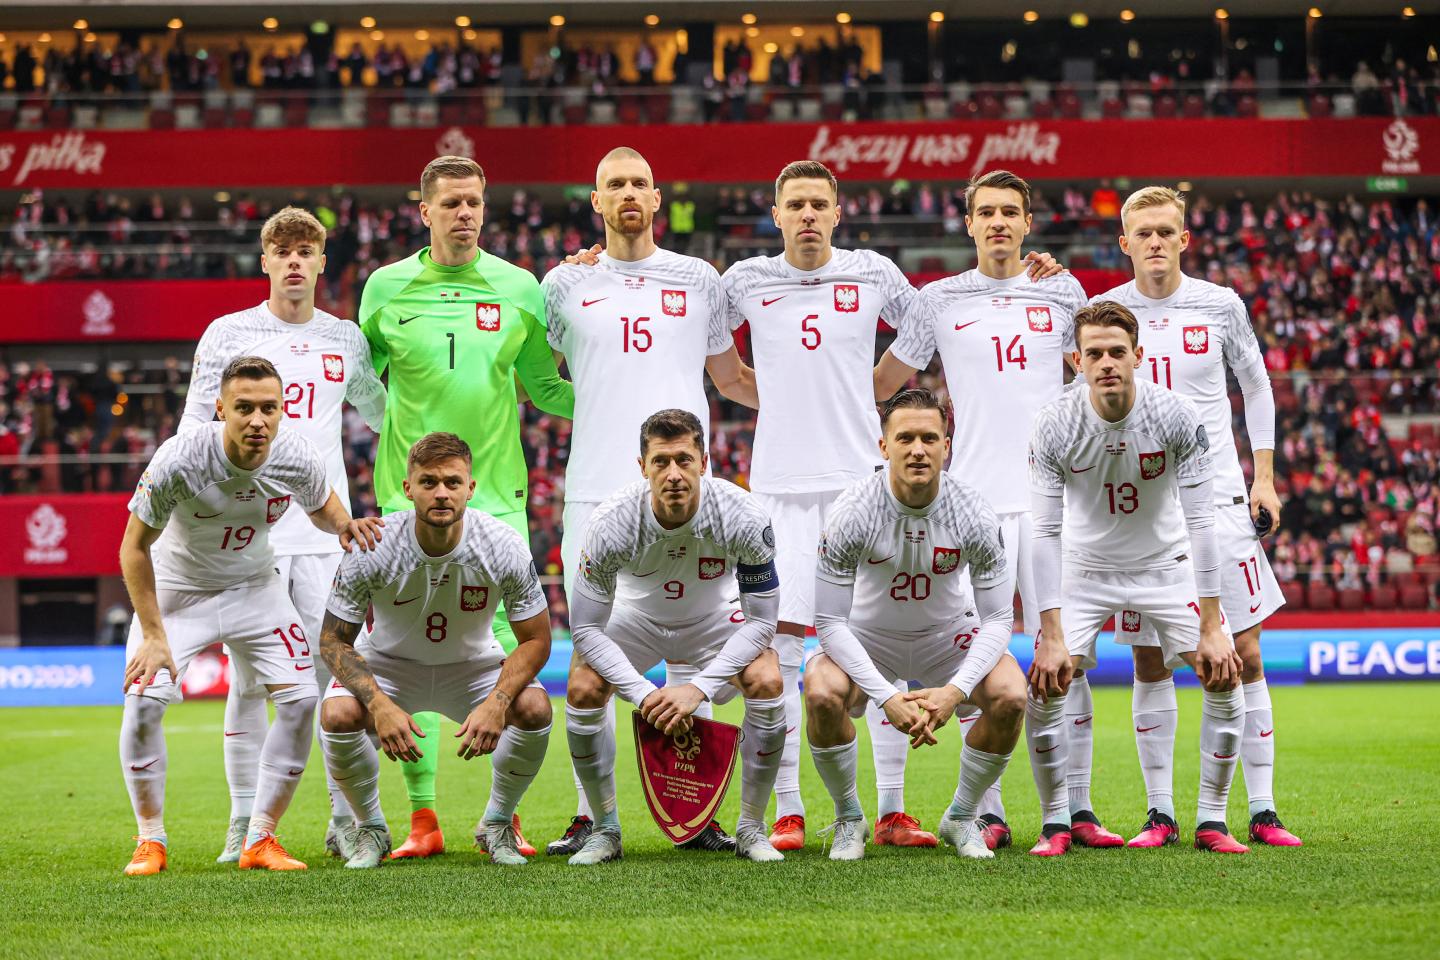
[1367,176,1409,192]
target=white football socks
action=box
[485,723,551,825]
[949,746,1010,822]
[1241,679,1276,817]
[1132,677,1178,821]
[1065,672,1095,816]
[120,695,168,840]
[221,686,266,820]
[1197,685,1245,827]
[959,711,1007,821]
[247,694,316,843]
[866,685,909,819]
[773,648,806,820]
[739,695,786,832]
[1025,692,1070,826]
[809,738,862,821]
[320,728,385,826]
[567,704,618,827]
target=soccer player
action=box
[181,206,387,864]
[1091,186,1297,847]
[359,155,573,858]
[118,356,381,876]
[724,160,1058,851]
[541,146,758,855]
[804,388,1025,861]
[563,409,786,865]
[873,170,1122,853]
[317,433,553,868]
[1028,302,1251,854]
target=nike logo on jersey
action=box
[295,664,313,671]
[866,555,895,565]
[952,320,981,332]
[1069,465,1096,474]
[880,719,892,726]
[1259,729,1273,738]
[399,315,421,325]
[193,511,223,519]
[1249,601,1263,614]
[130,758,160,771]
[1135,724,1162,733]
[761,296,786,306]
[393,596,419,605]
[581,298,609,307]
[633,569,660,578]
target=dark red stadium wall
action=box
[0,117,1434,190]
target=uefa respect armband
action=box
[736,560,779,593]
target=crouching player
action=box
[316,433,553,867]
[565,409,788,865]
[1027,302,1249,853]
[119,356,380,875]
[804,389,1027,862]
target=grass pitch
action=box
[2,682,1437,959]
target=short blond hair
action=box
[259,206,326,252]
[1121,185,1186,231]
[421,155,486,201]
[774,160,837,202]
[595,146,652,187]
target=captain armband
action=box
[736,560,780,594]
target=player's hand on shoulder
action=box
[641,684,704,736]
[564,243,604,267]
[123,633,177,694]
[340,515,386,552]
[456,697,507,759]
[374,701,425,762]
[1023,250,1066,280]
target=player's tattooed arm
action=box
[319,613,379,707]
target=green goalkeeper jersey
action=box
[360,247,574,517]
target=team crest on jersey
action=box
[461,585,489,612]
[1183,325,1209,354]
[322,353,345,382]
[476,303,502,331]
[932,547,962,575]
[834,284,860,313]
[266,495,291,524]
[1120,610,1142,633]
[699,557,727,580]
[661,289,687,317]
[1139,451,1167,480]
[1026,306,1053,332]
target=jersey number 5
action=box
[800,314,822,351]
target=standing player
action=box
[1028,302,1250,854]
[724,160,1058,851]
[118,356,380,875]
[317,433,553,868]
[873,170,1122,853]
[1089,187,1298,848]
[541,147,758,855]
[562,409,786,865]
[181,206,387,864]
[360,155,573,859]
[805,389,1025,861]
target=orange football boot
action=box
[874,812,939,847]
[769,814,806,852]
[390,808,445,859]
[123,839,167,876]
[239,834,307,871]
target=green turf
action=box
[3,682,1437,959]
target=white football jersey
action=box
[892,270,1085,514]
[817,470,1005,637]
[1030,378,1213,572]
[723,248,920,494]
[180,302,387,555]
[129,422,331,591]
[575,477,776,623]
[1092,276,1269,504]
[327,509,547,667]
[543,249,732,503]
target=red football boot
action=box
[1195,823,1250,854]
[1127,809,1179,848]
[768,814,806,852]
[1029,827,1073,857]
[1249,811,1302,847]
[1071,813,1125,848]
[874,812,938,848]
[977,813,1012,850]
[390,808,445,859]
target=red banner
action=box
[633,712,741,844]
[0,280,259,343]
[0,494,130,577]
[0,117,1434,189]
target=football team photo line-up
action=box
[115,147,1297,877]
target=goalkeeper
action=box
[359,155,573,859]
